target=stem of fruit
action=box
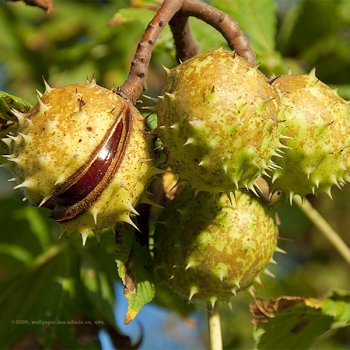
[293,196,350,266]
[180,0,256,65]
[117,0,183,104]
[207,301,223,350]
[169,13,200,62]
[119,0,255,102]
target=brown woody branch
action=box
[169,13,200,63]
[118,0,255,103]
[180,0,255,66]
[7,0,53,12]
[117,0,183,104]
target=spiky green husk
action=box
[2,82,155,237]
[156,49,281,193]
[271,71,350,197]
[153,189,278,302]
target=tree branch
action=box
[7,0,53,13]
[169,13,200,63]
[293,196,350,266]
[180,0,255,66]
[118,0,255,103]
[208,301,223,350]
[117,0,183,104]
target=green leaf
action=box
[0,244,66,347]
[146,113,157,130]
[109,7,154,28]
[115,223,155,324]
[251,292,350,350]
[0,198,52,275]
[0,90,32,121]
[0,234,104,349]
[331,85,350,100]
[80,263,116,326]
[211,0,277,56]
[278,0,341,59]
[189,17,226,53]
[0,91,32,153]
[72,232,118,326]
[13,206,51,250]
[153,283,195,317]
[339,0,350,22]
[306,290,350,329]
[0,243,32,264]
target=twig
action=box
[119,0,256,103]
[117,0,183,104]
[207,301,223,350]
[169,13,200,62]
[180,0,255,66]
[8,0,54,13]
[293,196,350,266]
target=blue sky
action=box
[100,283,207,350]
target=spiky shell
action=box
[270,71,350,197]
[3,82,155,237]
[156,49,281,193]
[153,189,278,302]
